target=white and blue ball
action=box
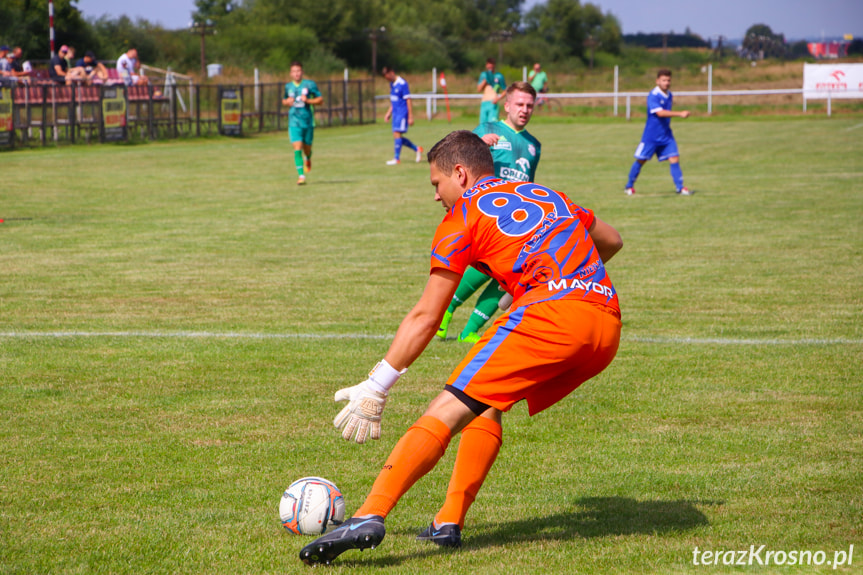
[279,477,346,535]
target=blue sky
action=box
[74,0,862,41]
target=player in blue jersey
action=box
[382,66,423,165]
[625,69,692,196]
[282,61,323,185]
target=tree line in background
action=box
[1,0,856,78]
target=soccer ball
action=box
[279,477,346,535]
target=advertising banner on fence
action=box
[0,87,13,148]
[220,87,242,136]
[803,63,863,99]
[101,86,127,142]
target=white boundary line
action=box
[627,335,863,346]
[0,331,391,340]
[0,331,860,345]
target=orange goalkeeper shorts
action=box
[445,299,621,416]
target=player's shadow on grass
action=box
[349,497,718,568]
[468,497,716,545]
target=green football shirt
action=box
[529,70,548,92]
[284,79,321,129]
[477,70,506,94]
[473,120,542,182]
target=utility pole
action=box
[584,35,599,69]
[190,19,216,79]
[369,26,385,76]
[491,30,512,65]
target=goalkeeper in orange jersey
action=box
[300,130,623,566]
[437,81,542,344]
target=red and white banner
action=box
[803,63,863,99]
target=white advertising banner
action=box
[803,63,863,99]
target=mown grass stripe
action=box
[0,331,859,345]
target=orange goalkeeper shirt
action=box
[430,177,620,314]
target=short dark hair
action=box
[427,131,494,177]
[505,81,536,100]
[657,68,672,78]
[290,61,303,69]
[381,65,394,76]
[486,58,496,65]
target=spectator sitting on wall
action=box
[64,47,88,84]
[49,45,86,85]
[8,47,32,83]
[116,48,149,86]
[0,45,11,79]
[77,51,108,85]
[49,45,70,84]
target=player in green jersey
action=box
[282,61,323,185]
[528,62,549,106]
[477,58,506,124]
[438,81,541,343]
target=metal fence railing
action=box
[0,79,376,149]
[401,88,851,121]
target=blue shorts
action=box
[289,125,314,146]
[634,138,679,162]
[392,113,409,134]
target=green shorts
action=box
[479,101,499,124]
[289,125,314,146]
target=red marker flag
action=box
[439,72,451,123]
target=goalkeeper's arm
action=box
[588,217,623,263]
[334,269,460,443]
[382,268,460,372]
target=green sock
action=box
[448,267,492,313]
[461,280,503,337]
[294,150,304,176]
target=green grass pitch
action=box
[1,115,861,574]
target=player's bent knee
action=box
[423,388,489,434]
[443,385,492,417]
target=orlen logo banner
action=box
[803,63,863,99]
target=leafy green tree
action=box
[215,23,320,72]
[91,15,160,63]
[0,0,101,60]
[525,0,585,59]
[193,0,237,24]
[524,0,619,62]
[742,23,787,59]
[237,0,525,72]
[242,0,357,49]
[594,9,622,55]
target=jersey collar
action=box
[501,119,524,135]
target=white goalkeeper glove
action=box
[333,360,405,444]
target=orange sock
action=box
[354,415,452,519]
[434,416,502,529]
